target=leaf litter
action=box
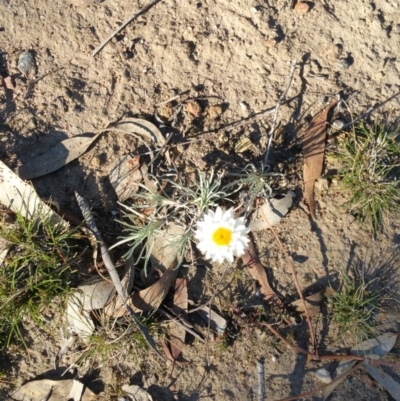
[302,101,337,219]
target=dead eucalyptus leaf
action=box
[302,101,337,219]
[0,160,69,229]
[242,241,283,307]
[363,363,400,401]
[324,332,398,399]
[11,379,97,401]
[19,133,101,179]
[250,192,295,231]
[169,277,188,360]
[112,118,165,145]
[109,155,142,202]
[290,289,325,317]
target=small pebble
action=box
[157,102,174,121]
[315,368,332,384]
[337,58,351,69]
[331,119,346,131]
[91,156,101,168]
[18,50,35,75]
[185,99,202,117]
[294,2,310,14]
[315,178,329,191]
[239,101,249,111]
[266,38,278,47]
[206,104,223,119]
[271,355,277,362]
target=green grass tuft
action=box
[335,120,400,234]
[0,210,81,347]
[328,267,381,341]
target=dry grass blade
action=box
[302,101,337,219]
[242,240,283,307]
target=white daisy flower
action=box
[194,207,250,264]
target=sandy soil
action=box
[1,0,400,400]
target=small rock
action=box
[185,99,202,117]
[251,6,259,13]
[271,355,277,362]
[337,58,351,69]
[91,156,101,168]
[331,119,345,131]
[239,101,249,111]
[266,38,278,47]
[18,51,35,75]
[315,368,332,384]
[206,104,223,119]
[294,2,310,14]
[157,102,174,121]
[315,178,329,191]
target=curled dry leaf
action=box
[250,192,295,231]
[241,240,283,307]
[302,101,337,219]
[19,133,101,179]
[111,118,166,146]
[109,154,142,201]
[290,288,325,317]
[0,160,69,229]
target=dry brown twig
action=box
[92,0,163,57]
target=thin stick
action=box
[261,207,317,354]
[263,60,297,169]
[273,363,361,401]
[92,0,163,57]
[257,359,266,401]
[257,361,265,401]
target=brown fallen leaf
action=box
[169,277,188,360]
[290,288,325,317]
[302,101,337,219]
[242,241,284,307]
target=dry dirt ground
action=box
[1,0,400,400]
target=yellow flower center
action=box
[212,227,232,246]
